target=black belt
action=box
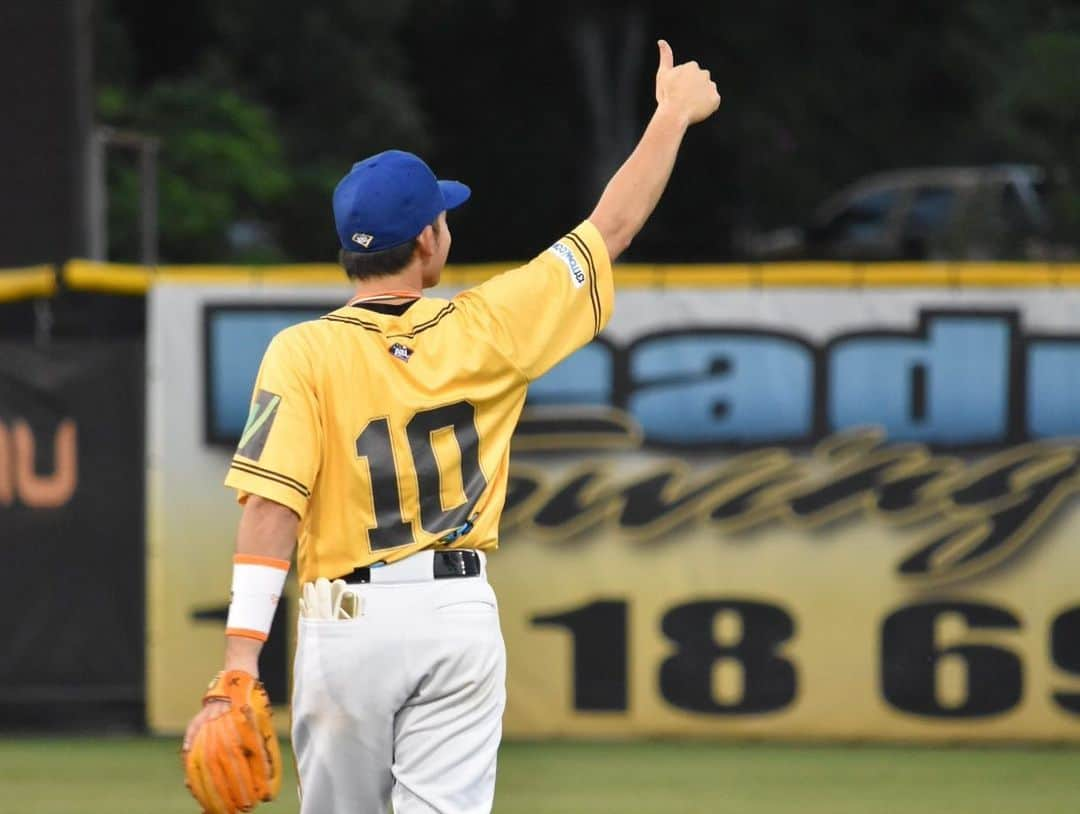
[337,549,482,584]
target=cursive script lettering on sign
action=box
[504,422,1080,586]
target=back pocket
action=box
[436,599,496,614]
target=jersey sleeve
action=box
[223,330,321,518]
[454,219,614,380]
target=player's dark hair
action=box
[339,218,442,281]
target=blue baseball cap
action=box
[333,150,471,253]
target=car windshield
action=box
[821,189,898,242]
[905,187,955,236]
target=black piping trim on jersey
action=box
[386,302,457,339]
[320,303,457,339]
[566,230,601,337]
[564,231,601,337]
[321,314,382,333]
[230,459,311,497]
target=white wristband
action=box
[225,554,290,642]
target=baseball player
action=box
[182,39,720,814]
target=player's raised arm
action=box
[588,39,721,261]
[454,40,720,381]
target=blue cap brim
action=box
[439,180,471,212]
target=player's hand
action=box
[655,39,721,126]
[181,699,231,752]
[182,670,283,814]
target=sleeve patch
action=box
[547,241,587,289]
[236,389,281,461]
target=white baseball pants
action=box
[291,551,506,814]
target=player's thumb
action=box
[657,39,673,73]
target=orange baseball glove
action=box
[183,670,283,814]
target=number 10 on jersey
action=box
[355,401,488,551]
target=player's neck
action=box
[351,263,427,301]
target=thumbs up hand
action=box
[655,39,721,125]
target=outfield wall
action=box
[0,340,144,727]
[141,265,1080,740]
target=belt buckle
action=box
[433,550,480,579]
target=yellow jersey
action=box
[224,220,613,583]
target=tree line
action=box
[96,0,1080,263]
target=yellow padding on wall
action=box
[64,260,154,294]
[0,265,57,302]
[62,258,1080,293]
[63,259,511,293]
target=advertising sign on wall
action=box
[146,279,1080,740]
[0,341,144,723]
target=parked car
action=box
[740,165,1067,262]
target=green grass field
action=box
[2,737,1078,813]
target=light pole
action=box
[87,126,160,265]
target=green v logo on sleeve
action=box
[237,390,281,461]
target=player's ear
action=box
[414,224,438,258]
